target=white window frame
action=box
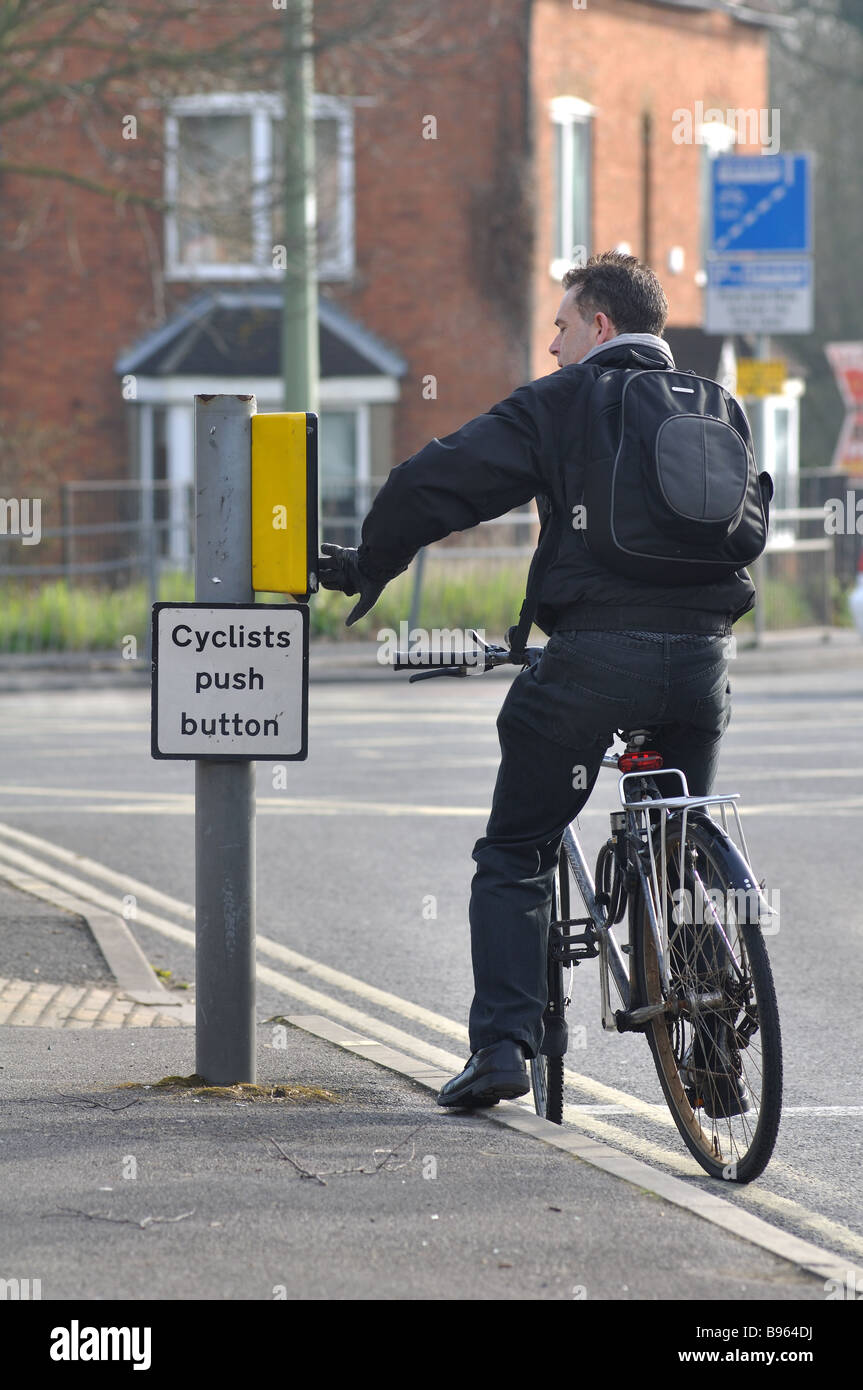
[764,394,800,520]
[550,96,594,281]
[318,403,371,542]
[164,91,355,282]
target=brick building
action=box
[0,0,797,555]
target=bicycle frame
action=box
[558,757,771,1035]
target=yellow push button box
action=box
[251,412,318,599]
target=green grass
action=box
[0,560,533,653]
[0,572,193,654]
[303,555,534,640]
[0,559,853,653]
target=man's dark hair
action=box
[563,251,668,336]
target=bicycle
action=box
[393,631,782,1184]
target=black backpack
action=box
[508,364,773,654]
[580,366,773,585]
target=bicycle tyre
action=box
[634,812,782,1183]
[530,846,568,1125]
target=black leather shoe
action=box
[436,1040,530,1108]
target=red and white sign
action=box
[825,343,863,473]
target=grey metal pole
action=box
[194,394,257,1084]
[408,547,426,633]
[282,0,319,416]
[144,483,158,665]
[752,333,770,649]
[752,556,764,648]
[60,484,71,583]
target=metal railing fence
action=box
[0,475,857,654]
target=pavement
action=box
[0,875,845,1303]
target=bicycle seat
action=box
[618,728,656,747]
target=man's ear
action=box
[596,312,616,343]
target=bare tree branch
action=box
[0,160,168,207]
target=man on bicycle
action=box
[319,251,754,1111]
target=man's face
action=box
[549,287,616,368]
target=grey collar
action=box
[579,333,675,367]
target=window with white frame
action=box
[764,395,799,516]
[319,407,370,547]
[165,93,354,280]
[550,96,593,281]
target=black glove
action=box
[317,543,386,627]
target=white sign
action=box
[705,257,812,335]
[151,603,308,760]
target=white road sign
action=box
[705,257,812,335]
[151,603,308,760]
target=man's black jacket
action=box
[357,336,756,636]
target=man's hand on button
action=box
[317,543,386,626]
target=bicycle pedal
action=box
[613,1008,649,1034]
[551,931,599,964]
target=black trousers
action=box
[467,629,732,1057]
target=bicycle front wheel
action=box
[634,813,782,1183]
[530,846,568,1125]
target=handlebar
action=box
[387,631,669,781]
[389,629,543,682]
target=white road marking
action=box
[558,1108,863,1260]
[783,1106,863,1116]
[0,785,189,803]
[331,734,500,748]
[707,766,863,781]
[6,782,863,821]
[0,786,491,817]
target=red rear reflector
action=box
[618,751,664,772]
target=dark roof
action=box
[115,290,408,379]
[641,0,795,30]
[665,327,807,379]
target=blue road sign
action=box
[711,154,812,256]
[709,259,811,291]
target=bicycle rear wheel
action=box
[634,813,782,1183]
[530,846,568,1125]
